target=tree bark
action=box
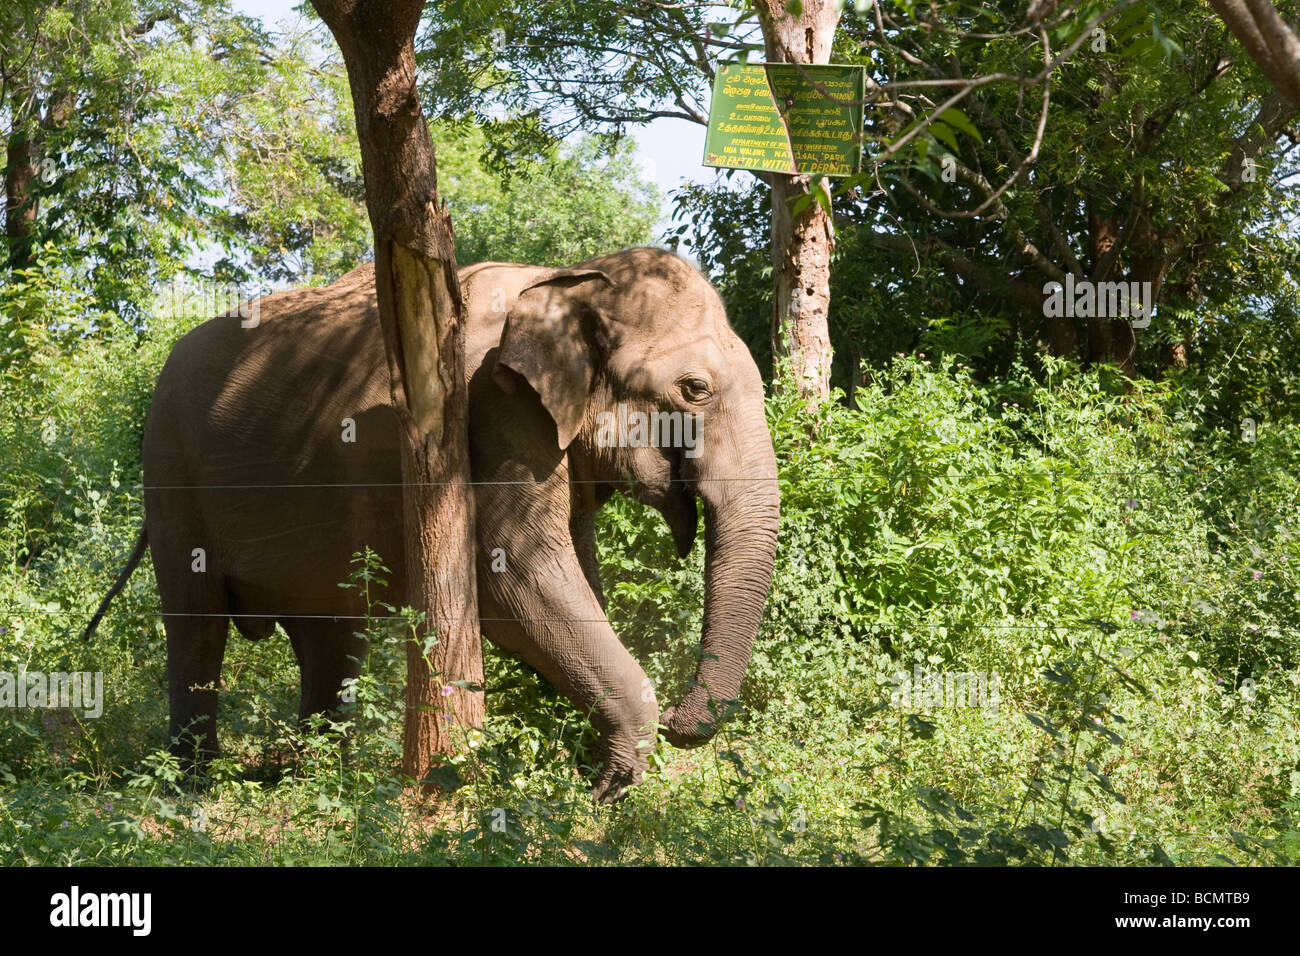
[1084,210,1137,374]
[1210,0,1300,106]
[757,0,841,402]
[5,85,83,272]
[309,0,482,787]
[5,128,36,270]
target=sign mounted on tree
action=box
[703,61,865,177]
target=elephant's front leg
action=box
[478,567,658,803]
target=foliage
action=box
[0,0,279,318]
[416,0,738,171]
[433,124,661,268]
[828,0,1300,377]
[211,20,371,285]
[1,3,660,323]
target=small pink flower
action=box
[1253,571,1263,580]
[440,685,454,697]
[1130,610,1138,620]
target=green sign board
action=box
[703,62,865,177]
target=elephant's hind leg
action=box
[164,610,230,775]
[146,477,236,777]
[284,617,368,724]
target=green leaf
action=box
[937,108,981,143]
[812,179,832,216]
[421,765,465,792]
[928,120,960,154]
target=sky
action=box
[231,0,716,230]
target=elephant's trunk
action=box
[661,411,779,747]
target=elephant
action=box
[84,246,780,802]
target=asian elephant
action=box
[84,247,780,802]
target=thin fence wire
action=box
[2,606,1288,636]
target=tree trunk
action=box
[6,86,82,273]
[309,0,482,787]
[1048,308,1079,358]
[4,82,47,273]
[1085,210,1138,375]
[5,128,36,270]
[845,344,861,409]
[757,0,841,402]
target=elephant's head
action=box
[491,247,780,748]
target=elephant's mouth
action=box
[662,449,698,558]
[625,448,698,558]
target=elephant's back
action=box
[142,266,407,605]
[143,259,536,474]
[148,265,390,469]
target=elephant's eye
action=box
[680,377,711,402]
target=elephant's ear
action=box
[492,268,614,449]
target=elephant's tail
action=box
[82,527,148,641]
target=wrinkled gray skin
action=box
[131,247,778,802]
